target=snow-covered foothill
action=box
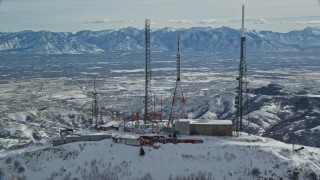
[0,133,319,180]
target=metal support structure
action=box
[169,36,188,126]
[176,36,181,82]
[93,76,98,130]
[144,19,152,126]
[150,93,162,120]
[100,107,103,123]
[160,93,163,121]
[235,5,248,134]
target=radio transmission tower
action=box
[235,5,248,134]
[144,19,152,126]
[168,36,188,126]
[92,76,98,130]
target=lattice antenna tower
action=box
[144,19,152,126]
[177,36,181,82]
[93,76,98,130]
[168,36,188,126]
[235,5,248,134]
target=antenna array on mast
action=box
[93,76,98,130]
[235,5,248,134]
[169,36,188,126]
[144,19,152,126]
[176,36,181,82]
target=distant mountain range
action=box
[0,27,320,54]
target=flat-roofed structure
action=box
[175,119,233,136]
[175,119,198,135]
[53,134,112,146]
[190,120,233,136]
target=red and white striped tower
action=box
[168,36,188,126]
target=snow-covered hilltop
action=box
[0,26,319,179]
[0,133,319,180]
[0,27,320,54]
[0,51,319,152]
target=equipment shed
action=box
[175,119,190,135]
[190,120,233,136]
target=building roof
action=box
[177,119,197,123]
[100,121,120,128]
[175,119,233,125]
[113,134,140,139]
[192,120,232,125]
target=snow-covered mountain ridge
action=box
[0,133,319,180]
[0,27,320,54]
[188,83,320,148]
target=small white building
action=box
[175,119,233,136]
[100,121,120,131]
[112,134,141,146]
[190,120,233,136]
[175,119,198,135]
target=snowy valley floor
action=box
[0,133,319,180]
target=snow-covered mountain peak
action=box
[1,27,319,54]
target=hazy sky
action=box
[0,0,319,32]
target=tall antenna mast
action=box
[177,35,181,82]
[144,19,152,127]
[160,93,163,121]
[241,5,245,38]
[235,5,247,134]
[168,36,188,126]
[93,76,98,130]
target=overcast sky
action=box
[0,0,319,32]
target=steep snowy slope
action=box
[187,83,320,148]
[0,106,93,150]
